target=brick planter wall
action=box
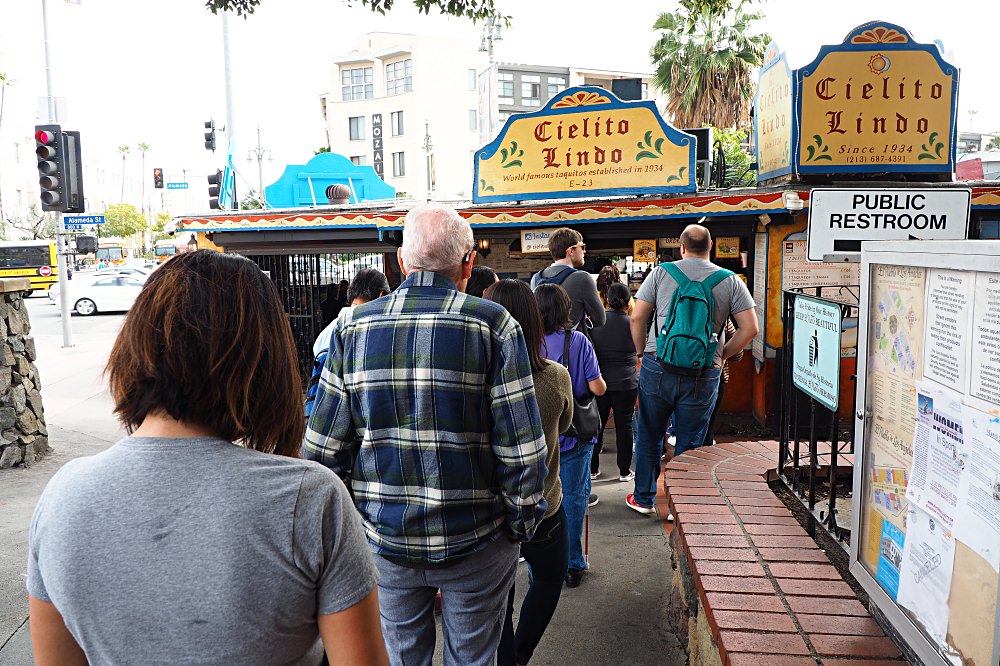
[0,278,49,469]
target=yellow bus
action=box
[0,240,59,295]
[96,242,127,266]
[153,239,181,264]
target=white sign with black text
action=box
[807,189,971,261]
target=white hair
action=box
[400,204,474,274]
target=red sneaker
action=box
[625,493,655,515]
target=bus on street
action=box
[0,240,59,295]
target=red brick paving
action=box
[661,439,903,665]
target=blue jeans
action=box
[498,506,568,666]
[558,439,594,573]
[374,536,519,666]
[633,355,721,508]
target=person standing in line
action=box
[535,283,606,588]
[466,265,499,298]
[484,279,574,666]
[304,205,548,666]
[530,228,606,335]
[626,225,758,518]
[590,282,638,482]
[596,264,633,315]
[28,251,387,666]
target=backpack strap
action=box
[701,267,734,292]
[661,262,689,286]
[562,329,572,370]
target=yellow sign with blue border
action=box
[796,22,958,176]
[474,86,696,204]
[754,42,794,181]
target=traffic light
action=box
[207,169,222,209]
[35,124,84,213]
[153,167,164,189]
[204,120,216,152]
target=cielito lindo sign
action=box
[754,42,795,182]
[796,21,959,176]
[473,86,696,204]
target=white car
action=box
[49,275,146,316]
[93,266,152,280]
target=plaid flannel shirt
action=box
[303,271,548,564]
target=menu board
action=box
[752,232,767,365]
[857,252,1000,666]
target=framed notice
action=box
[792,295,841,410]
[715,237,740,259]
[852,239,1000,666]
[520,228,557,254]
[633,239,656,262]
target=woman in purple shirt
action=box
[534,284,606,588]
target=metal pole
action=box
[256,127,263,198]
[222,12,235,146]
[42,0,72,347]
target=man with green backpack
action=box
[625,224,758,518]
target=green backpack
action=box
[655,263,733,371]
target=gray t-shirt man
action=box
[27,436,377,665]
[531,263,606,332]
[634,258,755,366]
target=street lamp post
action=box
[246,125,272,207]
[478,14,503,64]
[422,120,434,201]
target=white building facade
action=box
[323,32,660,202]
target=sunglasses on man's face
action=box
[573,243,586,251]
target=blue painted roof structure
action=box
[264,152,395,208]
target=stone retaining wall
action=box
[0,278,49,469]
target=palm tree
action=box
[137,142,149,214]
[0,72,13,222]
[118,145,130,202]
[650,0,769,130]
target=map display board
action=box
[853,241,1000,666]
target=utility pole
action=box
[41,0,72,348]
[246,126,271,206]
[222,13,235,150]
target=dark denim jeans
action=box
[633,355,720,508]
[559,440,593,573]
[497,506,568,666]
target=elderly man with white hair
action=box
[304,204,548,666]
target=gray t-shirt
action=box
[634,258,755,365]
[27,436,377,665]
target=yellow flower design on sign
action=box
[552,91,611,108]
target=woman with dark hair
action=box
[466,265,499,298]
[485,279,573,666]
[590,282,638,481]
[27,251,388,666]
[534,283,606,589]
[595,265,633,314]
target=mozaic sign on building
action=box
[473,86,696,203]
[795,22,959,177]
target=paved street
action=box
[0,296,685,665]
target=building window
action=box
[341,66,374,101]
[392,151,405,177]
[521,74,541,107]
[468,68,477,90]
[499,111,512,124]
[498,72,514,105]
[469,110,477,131]
[642,82,649,99]
[391,111,404,136]
[547,76,566,100]
[349,116,365,141]
[386,59,413,96]
[350,155,368,166]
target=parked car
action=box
[48,275,145,315]
[93,266,152,280]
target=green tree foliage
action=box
[205,0,505,22]
[987,135,1000,151]
[4,206,54,240]
[651,0,769,130]
[712,126,756,187]
[101,203,148,239]
[241,190,264,210]
[315,146,331,155]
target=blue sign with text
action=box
[64,215,105,225]
[166,182,189,190]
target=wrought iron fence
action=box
[778,286,859,547]
[241,252,386,382]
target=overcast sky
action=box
[0,0,997,198]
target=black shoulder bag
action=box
[561,330,602,439]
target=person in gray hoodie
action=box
[530,228,606,336]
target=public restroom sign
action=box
[474,86,696,204]
[796,22,959,176]
[754,42,795,181]
[807,188,971,261]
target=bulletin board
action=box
[851,240,1000,666]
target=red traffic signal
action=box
[153,167,164,189]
